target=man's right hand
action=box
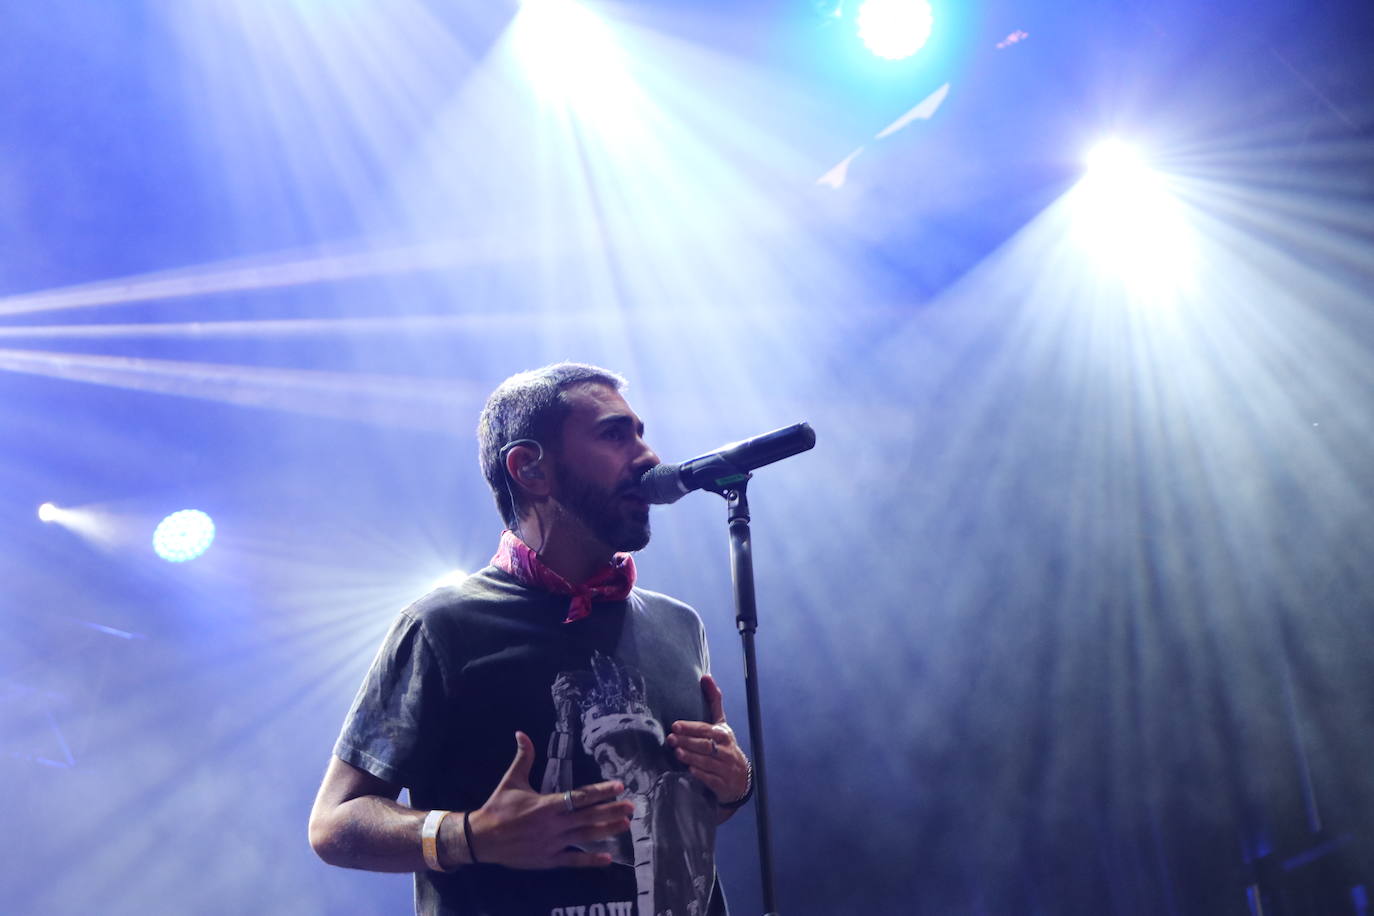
[461,731,634,869]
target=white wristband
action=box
[421,809,452,872]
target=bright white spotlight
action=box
[512,0,629,112]
[38,502,60,523]
[1083,138,1149,185]
[1071,138,1194,296]
[856,0,934,61]
[152,509,216,563]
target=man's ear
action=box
[505,443,550,493]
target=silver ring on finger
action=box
[563,789,576,813]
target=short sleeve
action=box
[333,611,449,788]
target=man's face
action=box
[552,382,659,552]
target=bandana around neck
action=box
[491,529,637,624]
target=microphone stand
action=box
[704,471,780,916]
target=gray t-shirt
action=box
[334,565,728,916]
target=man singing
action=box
[309,363,751,916]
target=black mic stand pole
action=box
[706,472,780,916]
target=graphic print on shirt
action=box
[540,652,716,916]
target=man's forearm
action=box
[310,795,469,873]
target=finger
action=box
[686,765,732,800]
[687,752,749,797]
[666,734,713,757]
[495,731,536,790]
[671,734,729,757]
[670,720,733,744]
[563,818,634,847]
[701,674,726,724]
[550,849,615,869]
[568,780,627,810]
[673,744,731,777]
[566,800,635,828]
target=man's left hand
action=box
[667,674,750,807]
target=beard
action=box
[556,463,652,552]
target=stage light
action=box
[512,0,627,109]
[31,501,120,546]
[428,569,469,591]
[856,0,934,61]
[152,509,216,563]
[1083,138,1149,186]
[1070,138,1194,295]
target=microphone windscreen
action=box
[637,463,688,505]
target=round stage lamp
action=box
[856,0,934,61]
[38,502,60,522]
[152,509,216,563]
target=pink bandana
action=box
[491,530,637,624]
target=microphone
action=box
[637,422,816,504]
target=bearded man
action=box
[309,363,751,916]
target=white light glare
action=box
[429,569,469,591]
[1084,138,1147,185]
[1071,138,1194,296]
[152,509,216,563]
[857,0,934,61]
[512,0,629,108]
[31,501,119,547]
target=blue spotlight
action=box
[856,0,934,61]
[152,509,216,563]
